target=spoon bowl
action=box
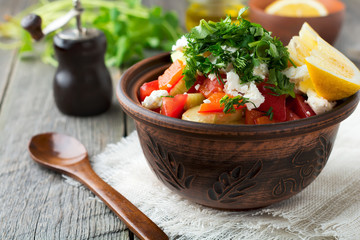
[29,133,87,168]
[29,132,168,240]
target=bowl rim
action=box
[117,52,360,137]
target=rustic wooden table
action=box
[0,0,358,239]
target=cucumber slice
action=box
[184,93,205,110]
[169,78,188,96]
[182,106,245,124]
[171,51,186,63]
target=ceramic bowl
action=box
[248,0,345,45]
[116,52,359,210]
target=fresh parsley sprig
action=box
[267,69,295,97]
[181,8,295,97]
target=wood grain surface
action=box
[0,0,358,239]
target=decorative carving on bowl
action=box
[208,160,263,203]
[145,133,196,191]
[273,135,331,196]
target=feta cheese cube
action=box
[252,63,269,80]
[141,90,169,109]
[224,71,265,110]
[221,45,238,53]
[306,89,336,115]
[282,65,312,93]
[208,73,217,81]
[171,36,188,52]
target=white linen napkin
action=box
[85,105,360,240]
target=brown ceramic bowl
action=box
[249,0,345,45]
[117,52,359,210]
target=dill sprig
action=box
[220,95,249,113]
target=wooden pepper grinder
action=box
[21,0,113,116]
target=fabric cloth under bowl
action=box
[69,105,360,240]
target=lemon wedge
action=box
[265,0,328,17]
[305,37,360,101]
[287,23,319,66]
[287,22,360,101]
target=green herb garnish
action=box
[265,106,274,121]
[182,8,294,96]
[220,95,249,113]
[267,69,295,97]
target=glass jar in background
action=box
[185,0,248,31]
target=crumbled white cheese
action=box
[208,54,219,64]
[208,73,217,81]
[195,84,201,91]
[203,99,211,104]
[141,90,169,109]
[282,65,310,84]
[252,63,269,80]
[171,36,188,52]
[167,84,172,88]
[306,89,336,115]
[243,83,265,110]
[282,65,312,93]
[221,45,238,53]
[224,71,241,96]
[224,71,265,110]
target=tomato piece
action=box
[158,60,185,91]
[255,116,278,124]
[199,77,224,98]
[245,109,265,125]
[160,94,188,118]
[139,80,159,102]
[286,107,301,121]
[198,92,226,113]
[198,92,246,113]
[153,108,161,113]
[257,83,287,122]
[187,75,206,93]
[287,94,316,118]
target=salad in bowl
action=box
[139,9,360,125]
[117,9,360,210]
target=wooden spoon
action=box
[28,132,168,240]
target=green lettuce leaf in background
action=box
[0,0,184,67]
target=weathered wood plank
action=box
[0,0,359,240]
[0,1,132,237]
[0,0,39,105]
[0,50,16,105]
[0,51,131,239]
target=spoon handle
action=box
[68,160,168,240]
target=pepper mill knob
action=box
[21,14,44,41]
